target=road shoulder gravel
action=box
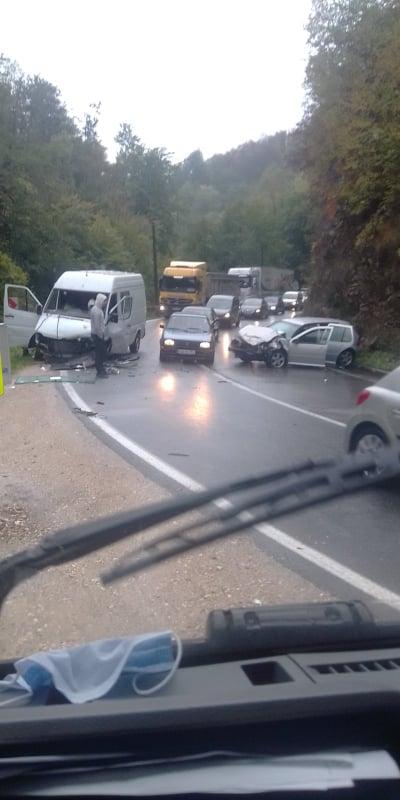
[0,374,330,658]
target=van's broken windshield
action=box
[44,289,103,318]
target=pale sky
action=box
[2,0,312,162]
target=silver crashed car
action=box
[345,366,400,453]
[268,318,358,368]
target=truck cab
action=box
[159,261,207,317]
[227,267,261,299]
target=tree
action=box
[299,0,400,331]
[0,251,27,306]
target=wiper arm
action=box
[103,448,400,585]
[0,449,398,610]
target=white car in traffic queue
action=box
[345,366,400,454]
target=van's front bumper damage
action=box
[35,333,94,360]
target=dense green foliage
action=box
[174,136,314,283]
[2,0,400,338]
[0,57,313,305]
[0,58,170,301]
[300,0,400,338]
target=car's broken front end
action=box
[229,325,284,363]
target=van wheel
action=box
[130,333,141,354]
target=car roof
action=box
[182,306,210,313]
[209,294,234,300]
[291,316,352,326]
[243,297,262,302]
[168,312,203,321]
[54,270,142,292]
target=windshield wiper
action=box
[0,449,398,611]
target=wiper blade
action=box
[0,449,398,609]
[103,448,400,585]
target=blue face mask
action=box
[0,631,181,706]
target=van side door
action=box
[3,284,42,347]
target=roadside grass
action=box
[10,346,33,374]
[356,349,400,372]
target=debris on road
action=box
[15,372,96,385]
[73,407,98,417]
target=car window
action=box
[342,327,353,343]
[8,286,37,312]
[120,290,132,319]
[328,325,346,342]
[293,328,327,345]
[108,293,118,323]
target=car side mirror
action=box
[160,323,164,329]
[37,304,43,315]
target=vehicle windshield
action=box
[159,276,198,293]
[3,0,400,682]
[269,320,300,337]
[182,307,209,317]
[207,295,232,308]
[167,314,210,333]
[44,289,101,317]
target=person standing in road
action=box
[90,293,108,378]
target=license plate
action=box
[177,348,196,355]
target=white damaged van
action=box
[4,270,146,358]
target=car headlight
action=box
[159,304,165,311]
[255,309,260,313]
[199,341,211,349]
[164,339,175,346]
[224,312,230,318]
[270,305,276,311]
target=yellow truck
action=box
[159,261,208,317]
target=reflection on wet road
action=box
[70,317,400,604]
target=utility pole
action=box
[151,219,159,304]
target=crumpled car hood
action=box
[238,325,280,346]
[35,314,91,341]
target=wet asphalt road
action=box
[69,318,400,606]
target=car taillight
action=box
[356,389,370,405]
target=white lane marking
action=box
[64,383,400,609]
[63,384,202,492]
[208,368,346,428]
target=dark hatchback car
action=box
[182,305,219,340]
[265,293,285,314]
[159,313,215,365]
[206,294,240,327]
[239,297,269,320]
